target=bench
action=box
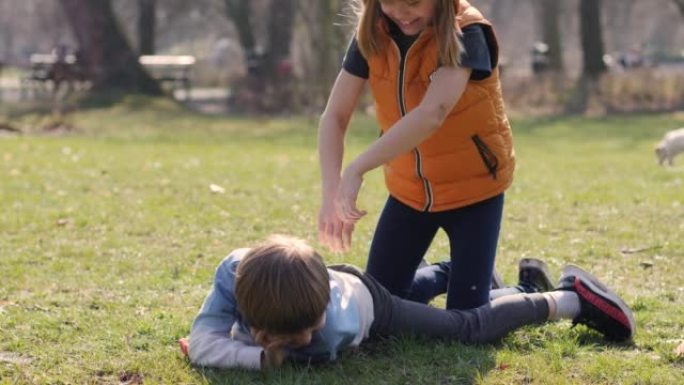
[138,55,195,98]
[20,54,196,99]
[21,53,86,98]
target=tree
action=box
[297,0,347,109]
[565,0,608,114]
[223,0,257,64]
[674,0,684,17]
[222,0,296,112]
[58,0,161,95]
[579,0,607,79]
[0,1,12,60]
[534,0,563,72]
[264,0,295,83]
[138,0,156,55]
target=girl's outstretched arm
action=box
[336,66,471,221]
[318,69,366,251]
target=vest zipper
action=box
[393,39,433,212]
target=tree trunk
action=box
[565,0,608,114]
[315,0,341,107]
[540,0,563,72]
[223,0,257,68]
[529,0,563,73]
[674,0,684,17]
[296,0,343,110]
[264,0,295,78]
[138,0,156,55]
[262,0,296,110]
[58,0,161,95]
[579,0,607,79]
[223,0,297,113]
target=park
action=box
[1,1,683,384]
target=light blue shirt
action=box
[189,248,373,369]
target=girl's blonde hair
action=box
[353,0,462,66]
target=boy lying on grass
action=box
[181,235,634,370]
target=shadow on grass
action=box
[573,327,637,351]
[193,337,497,385]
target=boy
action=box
[185,235,635,369]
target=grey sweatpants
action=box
[331,265,550,344]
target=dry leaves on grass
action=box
[119,371,143,385]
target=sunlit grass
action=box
[1,101,683,384]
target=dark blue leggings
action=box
[366,194,504,310]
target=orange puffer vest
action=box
[367,0,514,212]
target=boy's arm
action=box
[188,253,264,370]
[189,328,263,369]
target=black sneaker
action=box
[518,258,554,293]
[557,265,636,342]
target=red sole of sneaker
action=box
[563,265,636,339]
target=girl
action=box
[318,0,515,309]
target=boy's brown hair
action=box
[354,0,462,67]
[234,235,330,334]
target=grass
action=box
[1,98,683,384]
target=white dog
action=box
[655,128,684,166]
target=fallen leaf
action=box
[639,261,654,269]
[56,218,69,226]
[209,184,225,194]
[497,362,510,370]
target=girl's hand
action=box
[318,198,355,252]
[335,166,367,224]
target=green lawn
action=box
[1,99,683,384]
